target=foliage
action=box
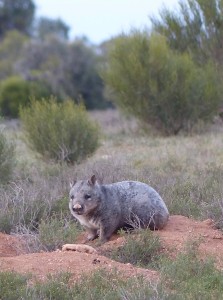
[33,272,73,300]
[109,229,162,268]
[0,76,49,118]
[0,213,13,234]
[0,195,48,233]
[0,271,28,300]
[36,17,70,40]
[15,37,68,99]
[0,130,15,184]
[0,30,28,81]
[50,196,71,218]
[17,37,107,109]
[71,269,162,299]
[103,32,221,135]
[151,0,223,66]
[0,2,108,112]
[0,165,72,235]
[20,97,100,163]
[161,241,223,298]
[0,76,30,117]
[38,216,81,251]
[0,0,35,38]
[67,39,107,109]
[0,270,165,299]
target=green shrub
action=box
[0,130,15,184]
[109,229,162,268]
[0,269,165,299]
[161,241,223,298]
[103,33,221,135]
[50,196,70,218]
[33,272,73,300]
[0,76,30,118]
[38,215,82,251]
[0,76,51,118]
[166,179,201,218]
[20,97,100,163]
[71,269,160,299]
[0,271,28,300]
[29,80,51,101]
[0,213,13,234]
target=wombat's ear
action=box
[88,175,97,186]
[70,180,76,188]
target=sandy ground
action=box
[0,215,223,283]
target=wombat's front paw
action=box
[98,236,110,245]
[84,233,98,243]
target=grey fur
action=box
[69,175,169,243]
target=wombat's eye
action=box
[70,195,74,200]
[84,194,91,200]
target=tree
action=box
[0,30,28,80]
[151,0,223,66]
[102,32,221,135]
[16,37,107,109]
[16,36,69,99]
[35,17,70,40]
[0,0,35,38]
[66,39,106,109]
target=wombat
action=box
[69,175,169,243]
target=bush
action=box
[0,76,50,118]
[50,196,71,218]
[0,271,28,300]
[20,97,100,163]
[0,76,30,118]
[0,213,13,234]
[109,229,162,268]
[0,270,165,299]
[38,215,82,251]
[0,130,15,184]
[33,272,73,299]
[161,241,223,298]
[103,33,221,135]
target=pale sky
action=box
[35,0,180,44]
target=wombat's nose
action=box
[72,203,84,214]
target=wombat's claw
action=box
[84,235,98,243]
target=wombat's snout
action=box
[72,203,84,214]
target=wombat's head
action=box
[69,175,100,216]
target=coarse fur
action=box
[69,175,169,243]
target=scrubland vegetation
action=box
[1,106,223,298]
[0,109,222,247]
[0,0,223,298]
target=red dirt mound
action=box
[0,251,158,283]
[0,215,222,282]
[0,233,26,257]
[158,215,223,267]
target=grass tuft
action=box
[109,229,162,268]
[160,240,223,298]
